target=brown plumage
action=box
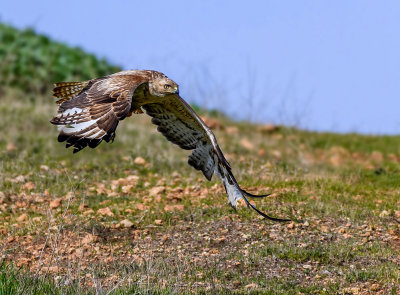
[50,70,289,221]
[53,81,91,104]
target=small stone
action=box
[217,237,226,243]
[232,280,241,288]
[40,165,50,171]
[78,203,87,212]
[343,287,359,294]
[240,138,254,150]
[208,248,219,254]
[245,283,258,289]
[370,151,383,163]
[321,226,329,233]
[171,171,181,179]
[362,230,372,237]
[154,219,163,225]
[83,209,94,215]
[17,214,27,222]
[65,191,74,199]
[22,182,35,190]
[97,207,114,217]
[370,284,380,291]
[287,222,295,229]
[6,142,17,151]
[272,150,281,159]
[120,219,134,228]
[134,157,147,166]
[49,198,62,209]
[121,185,134,194]
[258,149,266,156]
[164,204,184,212]
[379,210,390,217]
[82,234,95,245]
[47,266,60,273]
[136,203,149,211]
[226,126,239,134]
[302,264,312,269]
[149,186,165,197]
[15,175,25,183]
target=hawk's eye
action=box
[164,84,171,90]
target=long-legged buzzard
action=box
[50,70,288,221]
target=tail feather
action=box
[53,81,90,104]
[215,164,243,208]
[215,163,290,222]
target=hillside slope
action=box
[0,23,120,97]
[0,24,399,294]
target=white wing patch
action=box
[54,107,90,125]
[58,120,95,134]
[81,129,105,139]
[62,107,84,116]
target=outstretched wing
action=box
[142,95,289,221]
[50,74,148,153]
[142,95,218,180]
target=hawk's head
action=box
[149,76,179,97]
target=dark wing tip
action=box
[57,133,68,143]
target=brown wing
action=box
[50,74,148,153]
[53,81,91,104]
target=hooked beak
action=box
[173,86,179,94]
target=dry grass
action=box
[0,92,399,294]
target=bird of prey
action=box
[50,70,288,221]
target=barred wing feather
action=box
[50,75,147,153]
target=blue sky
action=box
[1,1,400,134]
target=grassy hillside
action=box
[0,24,399,294]
[0,23,120,97]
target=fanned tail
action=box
[215,163,290,222]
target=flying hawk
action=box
[50,70,288,221]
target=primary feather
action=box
[50,70,289,221]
